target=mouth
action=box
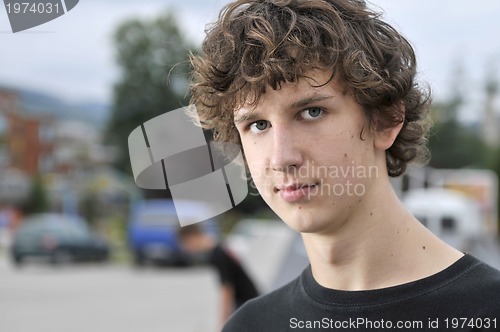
[274,182,319,202]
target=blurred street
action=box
[0,252,219,332]
[1,227,500,332]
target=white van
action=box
[402,188,484,251]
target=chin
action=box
[277,209,330,234]
[262,195,323,231]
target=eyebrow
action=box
[234,94,334,124]
[290,95,334,109]
[234,111,257,124]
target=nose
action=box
[269,125,303,172]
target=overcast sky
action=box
[1,0,499,121]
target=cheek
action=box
[242,141,269,191]
[314,133,373,185]
[242,141,261,171]
[247,160,269,195]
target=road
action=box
[1,234,499,332]
[0,254,219,332]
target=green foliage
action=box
[427,96,494,170]
[428,118,490,169]
[105,10,197,174]
[490,146,500,223]
[22,175,49,215]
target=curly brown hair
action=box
[190,0,431,177]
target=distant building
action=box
[0,91,16,168]
[8,112,56,175]
[54,120,116,174]
[0,90,56,175]
[0,87,123,217]
[0,90,33,204]
[0,90,18,114]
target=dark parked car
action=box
[11,213,110,266]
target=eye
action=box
[249,120,269,133]
[300,107,324,120]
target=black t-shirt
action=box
[209,244,259,308]
[223,254,500,331]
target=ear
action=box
[374,121,403,150]
[373,103,405,151]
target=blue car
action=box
[128,199,218,266]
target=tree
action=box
[427,102,491,169]
[427,62,493,169]
[22,174,49,215]
[105,10,197,176]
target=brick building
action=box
[0,89,56,176]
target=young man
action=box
[190,0,500,330]
[178,224,258,326]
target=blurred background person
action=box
[178,223,259,326]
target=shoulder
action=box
[209,244,232,264]
[460,256,500,297]
[210,244,227,257]
[222,276,302,332]
[453,255,500,289]
[435,255,500,315]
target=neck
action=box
[301,181,463,291]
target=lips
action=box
[275,182,318,202]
